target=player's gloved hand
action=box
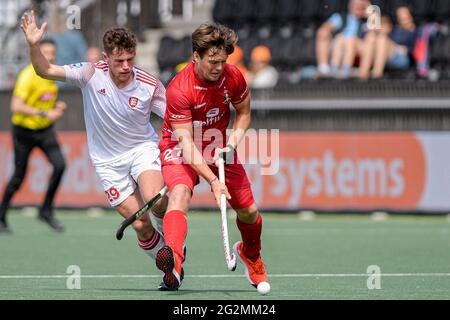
[214,144,235,166]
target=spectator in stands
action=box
[52,30,88,66]
[359,6,417,80]
[227,45,249,82]
[316,0,370,78]
[248,46,278,89]
[52,30,88,88]
[86,46,102,63]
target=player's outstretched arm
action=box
[20,10,66,81]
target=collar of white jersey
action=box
[99,61,138,91]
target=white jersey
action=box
[63,61,166,165]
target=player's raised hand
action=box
[20,10,47,46]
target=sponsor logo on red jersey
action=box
[192,108,225,127]
[194,102,207,110]
[193,86,208,91]
[170,114,189,120]
[206,108,220,118]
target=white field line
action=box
[7,228,450,238]
[1,273,450,279]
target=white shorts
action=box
[94,143,161,207]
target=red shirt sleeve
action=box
[228,64,250,105]
[166,85,192,124]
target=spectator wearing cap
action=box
[248,46,279,89]
[227,45,249,82]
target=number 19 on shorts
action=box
[105,187,120,202]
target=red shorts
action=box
[161,161,255,210]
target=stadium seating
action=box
[157,0,450,85]
[430,33,450,68]
[319,0,348,22]
[274,0,298,27]
[297,0,323,26]
[408,0,435,22]
[157,35,192,72]
[212,0,238,28]
[213,0,449,28]
[254,0,278,26]
[434,0,450,24]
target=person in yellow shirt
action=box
[0,39,66,233]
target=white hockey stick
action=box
[216,156,237,271]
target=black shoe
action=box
[158,281,179,291]
[158,267,184,291]
[37,215,65,232]
[0,220,12,234]
[157,245,186,291]
[156,246,184,291]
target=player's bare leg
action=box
[137,170,168,234]
[233,203,268,289]
[156,183,191,290]
[115,192,164,259]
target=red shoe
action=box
[233,241,268,288]
[156,245,183,290]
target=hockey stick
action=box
[115,186,169,240]
[216,156,237,271]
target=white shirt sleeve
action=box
[63,62,95,88]
[150,79,166,118]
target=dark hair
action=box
[40,38,56,47]
[192,22,237,58]
[102,28,137,55]
[394,5,416,26]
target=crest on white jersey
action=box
[129,97,139,109]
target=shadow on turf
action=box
[89,288,254,295]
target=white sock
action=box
[138,230,165,260]
[151,210,164,235]
[318,64,331,74]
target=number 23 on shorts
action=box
[105,187,120,202]
[163,147,182,163]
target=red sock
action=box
[236,214,262,261]
[163,210,187,260]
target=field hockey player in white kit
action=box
[21,10,168,269]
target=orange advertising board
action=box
[0,131,440,212]
[241,132,426,210]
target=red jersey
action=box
[160,61,250,160]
